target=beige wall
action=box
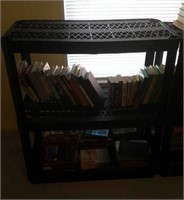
[1,1,65,132]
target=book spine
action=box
[19,77,39,102]
[26,72,45,101]
[62,74,80,105]
[143,75,156,104]
[71,74,91,107]
[107,78,114,107]
[68,76,89,107]
[121,80,127,107]
[58,76,78,106]
[80,78,103,107]
[129,80,139,106]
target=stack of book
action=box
[18,61,105,107]
[42,130,81,171]
[107,64,165,107]
[41,129,153,172]
[115,140,151,169]
[173,3,184,30]
[81,129,112,147]
[41,129,114,171]
[80,148,111,170]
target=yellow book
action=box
[143,65,157,104]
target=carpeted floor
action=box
[1,131,183,199]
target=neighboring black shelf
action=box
[157,149,183,177]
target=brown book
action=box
[41,63,61,101]
[121,76,127,107]
[129,75,141,106]
[143,65,156,104]
[28,62,50,102]
[86,71,105,103]
[80,71,105,107]
[126,76,133,106]
[80,148,110,170]
[18,61,40,102]
[74,66,94,107]
[68,75,89,107]
[59,66,78,106]
[107,76,115,106]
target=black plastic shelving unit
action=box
[157,33,183,176]
[1,19,182,183]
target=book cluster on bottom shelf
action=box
[18,60,165,109]
[40,128,151,172]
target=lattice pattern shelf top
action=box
[6,19,178,41]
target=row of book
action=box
[107,64,165,107]
[18,61,105,107]
[19,60,165,108]
[42,128,141,144]
[173,3,184,30]
[41,129,151,171]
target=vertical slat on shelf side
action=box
[160,42,179,106]
[157,39,181,176]
[155,39,178,174]
[154,51,163,66]
[1,38,33,178]
[158,124,174,175]
[169,40,183,107]
[21,52,32,65]
[162,40,182,176]
[145,51,155,66]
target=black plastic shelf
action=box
[24,103,160,130]
[3,19,180,54]
[6,19,177,41]
[26,112,157,131]
[2,19,182,183]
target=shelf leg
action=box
[21,52,31,65]
[145,51,155,66]
[2,39,34,179]
[154,51,163,66]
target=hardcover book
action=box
[80,148,110,170]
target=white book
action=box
[179,8,184,17]
[177,14,184,24]
[181,3,184,10]
[173,20,184,31]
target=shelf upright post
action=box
[145,51,155,66]
[154,40,180,171]
[21,52,31,65]
[158,38,183,176]
[161,42,179,107]
[154,51,164,66]
[1,38,33,179]
[169,39,183,107]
